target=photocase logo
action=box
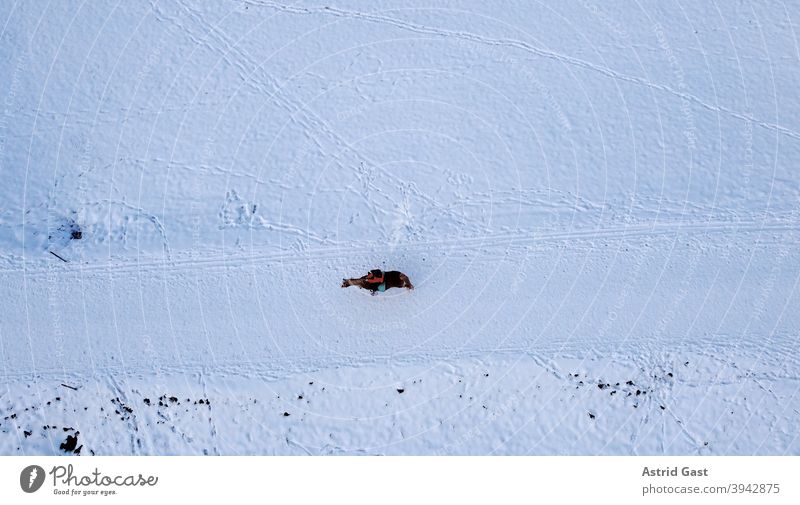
[20,465,46,493]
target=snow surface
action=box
[1,0,799,455]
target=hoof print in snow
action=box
[111,398,134,420]
[588,413,595,420]
[220,190,264,228]
[24,430,32,438]
[282,412,290,417]
[48,217,83,248]
[396,388,405,394]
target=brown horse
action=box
[341,271,414,295]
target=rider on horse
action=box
[365,269,386,294]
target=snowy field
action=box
[1,1,798,455]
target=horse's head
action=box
[341,278,350,288]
